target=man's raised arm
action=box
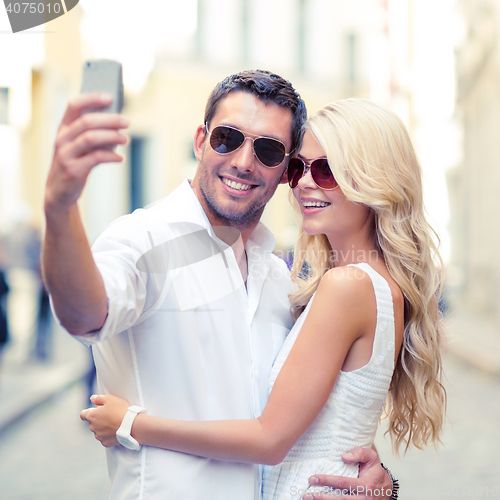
[42,93,129,336]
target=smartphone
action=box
[80,59,124,114]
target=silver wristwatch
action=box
[116,405,147,450]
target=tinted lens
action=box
[287,158,305,188]
[210,126,244,154]
[311,159,337,189]
[254,138,286,167]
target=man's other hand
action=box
[304,447,393,499]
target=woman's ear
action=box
[193,125,207,162]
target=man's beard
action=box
[200,180,265,231]
[197,162,279,232]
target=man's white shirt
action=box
[73,180,293,500]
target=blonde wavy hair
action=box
[289,98,446,454]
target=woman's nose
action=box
[297,166,316,189]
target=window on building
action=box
[346,32,358,85]
[0,88,9,124]
[130,136,146,212]
[298,0,307,73]
[242,0,250,63]
[196,0,205,58]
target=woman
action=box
[82,99,446,498]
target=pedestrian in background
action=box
[0,241,10,368]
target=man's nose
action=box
[231,138,256,172]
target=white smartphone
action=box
[80,59,124,114]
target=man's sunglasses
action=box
[287,157,338,190]
[206,125,291,168]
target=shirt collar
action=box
[159,179,276,254]
[155,179,211,229]
[246,220,276,255]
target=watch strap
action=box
[381,463,399,499]
[116,405,147,450]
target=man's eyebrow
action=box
[218,122,289,144]
[262,132,290,144]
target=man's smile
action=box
[220,175,259,194]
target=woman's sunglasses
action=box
[206,125,291,168]
[287,157,338,190]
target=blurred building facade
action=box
[1,0,455,255]
[448,0,500,326]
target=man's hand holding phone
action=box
[44,93,129,214]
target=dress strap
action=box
[347,263,396,369]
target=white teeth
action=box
[223,178,253,191]
[302,201,330,208]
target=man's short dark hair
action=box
[204,69,307,154]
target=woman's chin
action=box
[302,222,324,237]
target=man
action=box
[44,70,395,499]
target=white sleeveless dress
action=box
[262,263,396,500]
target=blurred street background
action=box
[1,0,499,498]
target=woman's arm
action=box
[82,267,376,465]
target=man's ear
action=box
[193,125,207,162]
[279,167,289,184]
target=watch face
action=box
[116,431,140,451]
